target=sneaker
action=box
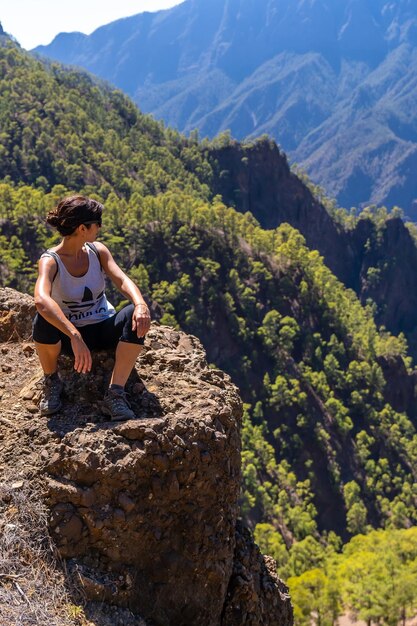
[37,374,64,416]
[103,389,136,421]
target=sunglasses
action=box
[83,219,102,227]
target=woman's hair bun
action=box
[46,195,103,236]
[46,212,60,227]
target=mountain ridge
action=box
[205,139,417,358]
[33,0,417,215]
[2,37,417,548]
[3,25,417,622]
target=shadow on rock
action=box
[42,351,165,435]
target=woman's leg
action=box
[97,304,146,386]
[32,312,68,370]
[111,342,143,387]
[34,340,62,375]
[32,313,66,415]
[97,305,147,420]
[33,340,64,416]
[103,341,143,420]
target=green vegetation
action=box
[0,39,212,199]
[1,41,417,619]
[2,176,416,544]
[255,527,417,626]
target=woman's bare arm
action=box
[34,257,80,336]
[94,242,151,338]
[34,257,92,372]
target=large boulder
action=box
[0,287,293,625]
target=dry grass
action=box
[0,478,85,626]
[0,478,147,626]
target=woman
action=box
[33,195,151,421]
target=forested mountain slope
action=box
[1,37,417,551]
[5,29,417,359]
[206,140,417,359]
[33,0,417,216]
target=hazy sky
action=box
[1,0,183,50]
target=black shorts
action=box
[32,304,145,354]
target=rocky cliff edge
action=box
[0,287,292,626]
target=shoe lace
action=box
[37,377,62,401]
[109,391,131,411]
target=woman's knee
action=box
[32,313,62,345]
[119,304,147,344]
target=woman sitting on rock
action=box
[33,195,151,420]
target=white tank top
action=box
[42,243,116,327]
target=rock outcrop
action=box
[207,140,351,285]
[208,140,417,360]
[222,521,293,626]
[0,288,292,626]
[0,286,35,341]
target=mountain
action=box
[33,0,417,216]
[205,139,417,359]
[4,30,417,359]
[2,38,417,553]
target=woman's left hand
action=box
[132,303,151,338]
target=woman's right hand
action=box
[70,333,92,373]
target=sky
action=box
[1,0,183,50]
